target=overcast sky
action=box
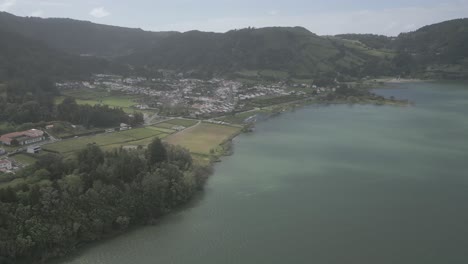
[1,0,468,35]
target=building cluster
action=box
[0,129,46,173]
[57,74,334,118]
[0,159,12,173]
[0,129,45,146]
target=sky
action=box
[1,0,468,36]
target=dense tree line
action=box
[0,140,211,263]
[0,80,143,129]
[57,97,144,128]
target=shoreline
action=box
[45,84,412,264]
[370,77,434,84]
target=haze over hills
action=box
[0,12,467,80]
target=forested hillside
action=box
[337,19,468,79]
[1,12,467,81]
[0,12,176,57]
[0,29,115,81]
[124,27,396,79]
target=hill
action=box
[0,29,120,81]
[334,34,395,50]
[1,12,466,80]
[0,12,176,57]
[124,27,395,79]
[337,19,468,79]
[393,18,468,78]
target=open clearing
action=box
[165,118,199,128]
[154,119,199,130]
[55,88,150,114]
[11,154,38,166]
[43,127,169,154]
[165,122,241,155]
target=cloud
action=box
[30,10,44,17]
[269,10,279,16]
[89,7,110,18]
[38,1,69,6]
[0,0,16,11]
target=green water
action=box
[61,82,468,264]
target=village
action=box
[56,74,328,117]
[1,75,339,174]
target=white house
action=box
[27,146,41,154]
[0,159,12,170]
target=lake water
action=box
[60,82,468,264]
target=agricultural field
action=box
[148,126,176,134]
[337,38,396,59]
[45,122,104,139]
[55,88,150,114]
[165,122,241,155]
[43,127,169,154]
[153,122,176,129]
[165,118,199,128]
[153,119,199,130]
[11,154,38,166]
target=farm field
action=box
[153,122,177,129]
[165,118,199,128]
[43,127,169,154]
[148,126,176,134]
[55,88,149,114]
[11,154,38,166]
[154,119,199,129]
[165,122,241,155]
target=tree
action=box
[77,145,104,173]
[147,138,167,165]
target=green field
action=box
[153,122,177,129]
[165,118,199,128]
[11,154,38,166]
[148,126,176,134]
[165,123,241,155]
[55,88,148,114]
[43,127,169,154]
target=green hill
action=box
[0,29,123,81]
[337,19,468,79]
[394,18,468,78]
[1,11,467,80]
[124,27,395,79]
[0,12,176,57]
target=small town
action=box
[57,74,321,117]
[1,74,341,173]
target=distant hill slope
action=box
[1,11,467,80]
[334,34,395,50]
[0,12,176,57]
[0,29,120,80]
[337,19,468,79]
[395,18,468,63]
[124,27,395,79]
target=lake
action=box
[60,82,468,264]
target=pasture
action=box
[165,118,199,128]
[43,127,169,154]
[56,88,146,114]
[165,122,241,155]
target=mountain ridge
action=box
[1,12,467,80]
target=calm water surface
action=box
[61,82,468,264]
